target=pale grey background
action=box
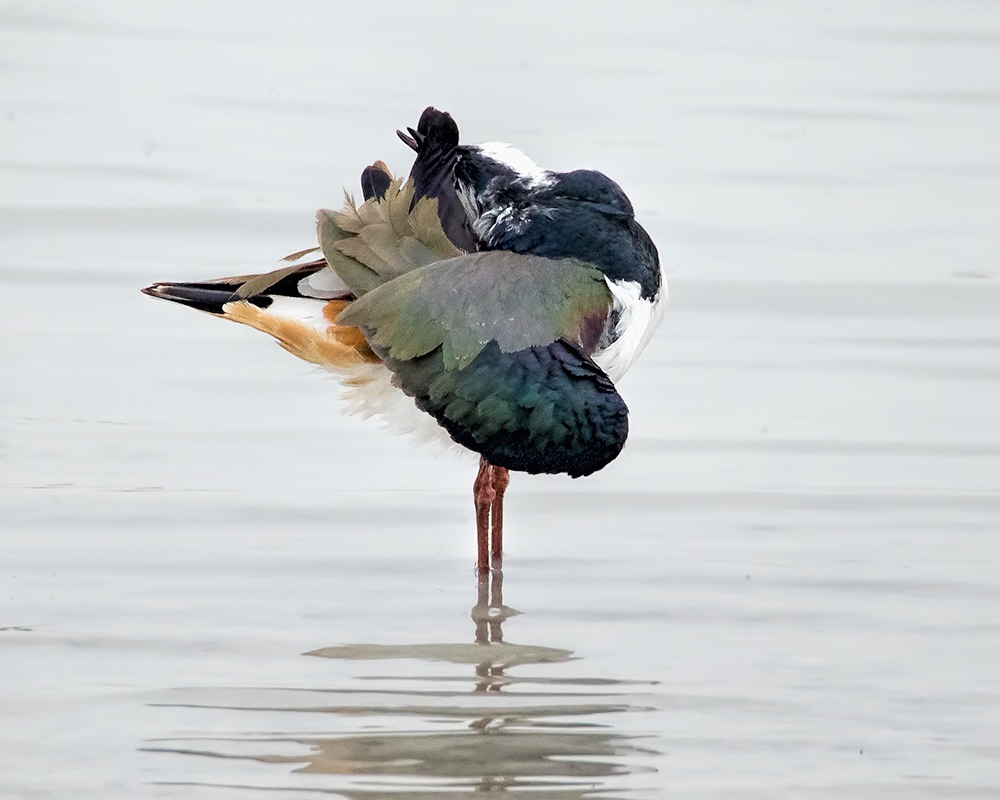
[2,2,999,798]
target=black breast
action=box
[468,168,662,300]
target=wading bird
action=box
[143,108,665,573]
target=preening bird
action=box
[143,107,665,573]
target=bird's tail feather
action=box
[141,281,242,315]
[143,158,461,374]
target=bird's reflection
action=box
[144,571,658,796]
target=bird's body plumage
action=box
[143,108,665,571]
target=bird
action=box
[143,107,665,574]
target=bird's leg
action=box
[473,457,495,574]
[489,466,510,568]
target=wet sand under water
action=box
[3,2,1000,798]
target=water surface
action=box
[2,2,999,798]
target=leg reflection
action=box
[471,569,519,695]
[143,571,658,796]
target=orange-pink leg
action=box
[473,457,495,574]
[490,466,510,567]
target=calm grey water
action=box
[3,2,1000,798]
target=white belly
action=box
[593,272,668,384]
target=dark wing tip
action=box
[360,160,393,201]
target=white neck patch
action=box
[475,142,553,188]
[593,274,668,384]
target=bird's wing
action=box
[338,251,609,369]
[316,178,460,297]
[337,251,627,477]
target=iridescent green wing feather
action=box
[317,181,628,476]
[338,251,611,369]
